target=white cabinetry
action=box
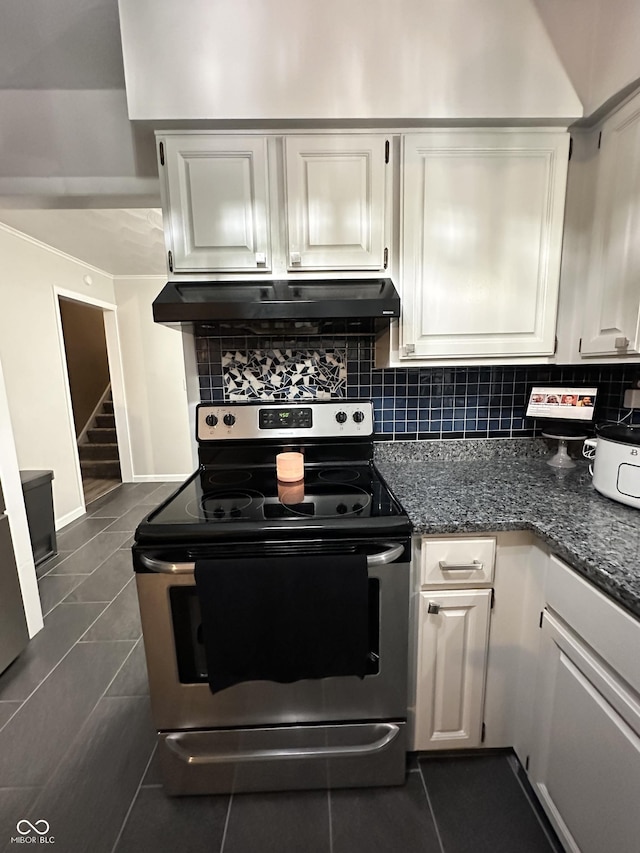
[413,537,494,750]
[283,135,387,270]
[400,130,569,360]
[160,135,271,273]
[158,132,389,275]
[580,92,640,357]
[416,589,491,749]
[529,556,640,853]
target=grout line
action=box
[0,598,114,707]
[0,702,23,733]
[219,792,234,853]
[55,519,121,553]
[327,787,334,853]
[36,553,75,579]
[38,594,110,623]
[416,762,446,853]
[62,569,135,608]
[46,533,131,582]
[110,742,158,853]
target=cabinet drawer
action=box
[420,537,495,587]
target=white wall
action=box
[113,276,193,480]
[0,224,115,526]
[534,0,640,116]
[119,0,582,121]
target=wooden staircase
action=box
[78,392,121,481]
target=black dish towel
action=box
[194,554,370,694]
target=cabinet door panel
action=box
[163,135,270,272]
[415,589,491,750]
[581,96,640,356]
[284,135,386,270]
[401,131,568,358]
[530,612,640,853]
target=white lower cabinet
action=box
[529,610,640,853]
[526,556,640,852]
[411,536,640,850]
[414,589,491,750]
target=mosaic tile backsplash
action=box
[196,334,640,440]
[222,348,346,400]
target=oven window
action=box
[169,581,381,684]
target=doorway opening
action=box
[58,297,122,504]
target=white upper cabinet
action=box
[400,130,569,360]
[158,132,389,276]
[580,94,640,357]
[160,135,271,273]
[283,135,387,270]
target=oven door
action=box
[134,539,410,732]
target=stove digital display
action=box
[259,408,313,430]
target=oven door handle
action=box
[139,542,405,574]
[164,722,401,765]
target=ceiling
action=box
[0,208,166,276]
[0,3,163,275]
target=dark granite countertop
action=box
[374,440,640,620]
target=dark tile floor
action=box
[0,483,564,853]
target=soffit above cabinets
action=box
[0,208,166,276]
[118,0,582,122]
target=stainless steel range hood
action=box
[152,279,400,335]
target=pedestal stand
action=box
[542,431,588,469]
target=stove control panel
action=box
[197,401,374,441]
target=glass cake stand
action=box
[542,430,588,469]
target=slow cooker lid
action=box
[596,423,640,446]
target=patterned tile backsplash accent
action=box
[222,347,346,400]
[196,334,640,440]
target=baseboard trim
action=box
[55,505,86,531]
[129,474,190,483]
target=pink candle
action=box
[276,451,304,482]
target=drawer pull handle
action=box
[165,723,401,764]
[427,602,441,614]
[438,560,484,572]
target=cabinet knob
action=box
[615,336,630,349]
[290,252,302,265]
[427,602,441,615]
[255,252,267,266]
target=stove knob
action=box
[223,413,236,427]
[352,410,365,424]
[213,507,225,519]
[336,503,348,514]
[335,411,348,424]
[353,502,363,514]
[230,506,242,518]
[205,413,218,427]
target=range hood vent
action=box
[153,279,400,336]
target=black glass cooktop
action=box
[148,465,405,527]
